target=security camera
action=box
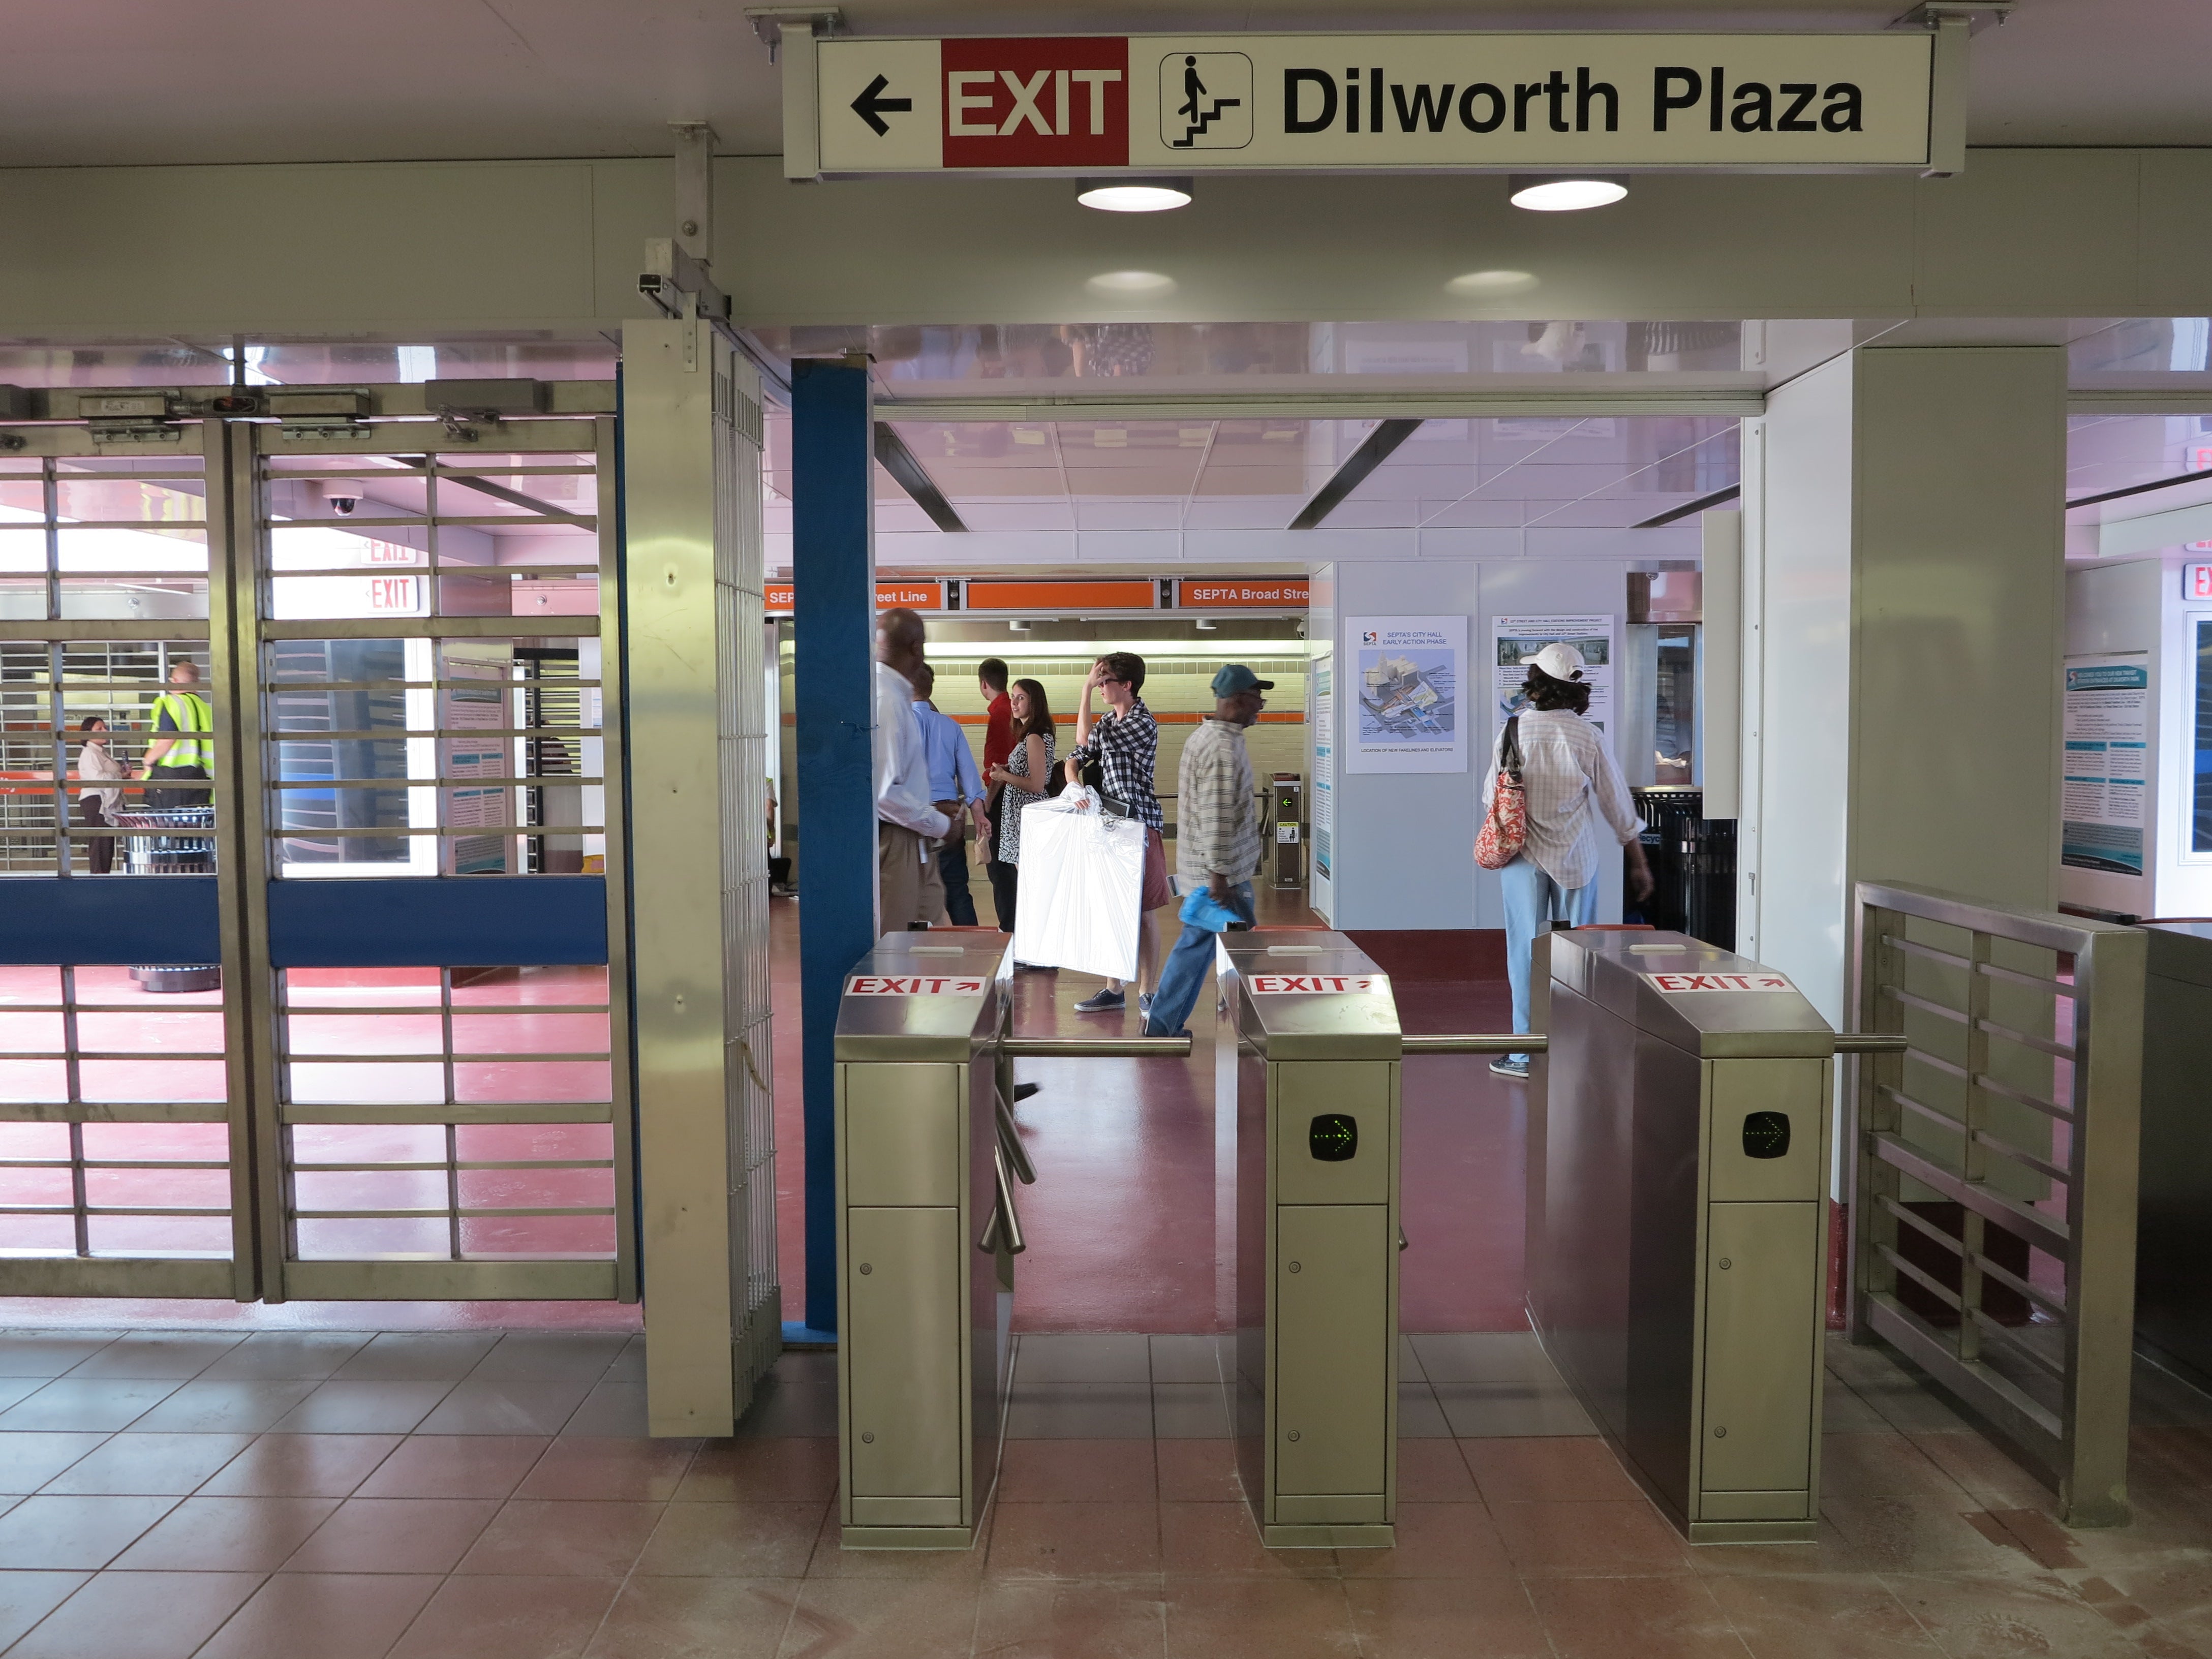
[317,480,364,516]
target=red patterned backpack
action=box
[1474,716,1527,870]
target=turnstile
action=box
[833,935,1012,1549]
[2138,923,2212,1393]
[1529,929,1834,1543]
[1218,930,1401,1548]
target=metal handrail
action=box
[1848,879,2145,1527]
[1402,1033,1545,1055]
[997,1036,1191,1057]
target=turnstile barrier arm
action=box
[1401,1032,1545,1054]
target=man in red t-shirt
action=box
[977,657,1017,932]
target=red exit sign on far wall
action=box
[2188,563,2212,600]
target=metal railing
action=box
[1847,880,2145,1527]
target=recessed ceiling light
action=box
[1085,269,1177,295]
[1446,269,1538,295]
[1078,177,1193,212]
[1509,176,1627,212]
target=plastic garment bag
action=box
[1010,786,1145,981]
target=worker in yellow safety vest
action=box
[137,660,213,812]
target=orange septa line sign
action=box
[963,579,1158,612]
[1175,579,1310,609]
[764,581,945,612]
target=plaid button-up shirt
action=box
[1069,696,1164,831]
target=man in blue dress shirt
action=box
[911,663,990,926]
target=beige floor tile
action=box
[0,1379,181,1434]
[455,1497,665,1576]
[39,1432,255,1496]
[0,1434,107,1494]
[1820,1494,2043,1576]
[1158,1500,1335,1580]
[802,1506,989,1582]
[1527,1575,1752,1659]
[1880,1571,2145,1658]
[975,1576,1168,1658]
[328,1332,501,1383]
[0,1572,91,1651]
[998,1440,1158,1504]
[1154,1441,1241,1504]
[1461,1436,1641,1504]
[386,1573,622,1659]
[6,1569,261,1659]
[1336,1501,1517,1582]
[675,1438,837,1503]
[125,1380,322,1435]
[635,1500,826,1577]
[1706,1571,1945,1658]
[564,1381,648,1437]
[65,1335,242,1381]
[1822,1432,1975,1499]
[1344,1576,1552,1658]
[1016,1333,1153,1386]
[1159,1576,1359,1658]
[267,1380,454,1436]
[988,1500,1162,1581]
[110,1494,340,1571]
[194,1333,375,1383]
[583,1577,799,1658]
[1392,1439,1477,1501]
[0,1336,121,1379]
[279,1495,502,1574]
[414,1377,595,1436]
[0,1495,177,1569]
[520,1435,701,1501]
[195,1572,442,1659]
[776,1576,982,1659]
[1902,1433,2060,1513]
[354,1433,548,1499]
[465,1333,628,1384]
[199,1434,403,1498]
[1491,1498,1696,1577]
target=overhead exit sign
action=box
[807,31,1943,177]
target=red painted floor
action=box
[766,893,1531,1335]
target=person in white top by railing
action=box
[1480,642,1653,1080]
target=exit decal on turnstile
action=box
[1644,972,1794,993]
[1248,973,1387,994]
[846,975,991,995]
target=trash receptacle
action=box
[110,806,221,993]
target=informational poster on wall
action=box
[1492,615,1617,741]
[1310,654,1333,883]
[2061,656,2149,878]
[1346,615,1465,773]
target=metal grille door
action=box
[239,412,636,1301]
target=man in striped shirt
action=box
[1144,664,1269,1038]
[1066,652,1171,1015]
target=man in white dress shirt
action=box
[875,606,953,932]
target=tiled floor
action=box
[0,1325,2208,1657]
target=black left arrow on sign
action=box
[851,74,913,137]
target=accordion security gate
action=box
[1,385,778,1328]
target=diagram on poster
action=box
[1491,615,1616,739]
[2061,656,2148,878]
[1347,616,1464,774]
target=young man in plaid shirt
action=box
[1064,651,1174,1015]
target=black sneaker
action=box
[1072,988,1125,1013]
[1489,1055,1530,1079]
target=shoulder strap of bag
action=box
[1500,714,1524,778]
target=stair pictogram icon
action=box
[1166,53,1250,150]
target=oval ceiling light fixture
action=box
[1085,269,1178,295]
[1446,269,1538,296]
[1509,175,1627,212]
[1078,176,1193,212]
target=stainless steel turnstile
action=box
[2139,922,2212,1393]
[1529,929,1835,1544]
[833,934,1189,1550]
[834,935,1012,1550]
[1218,930,1401,1548]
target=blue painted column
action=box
[792,358,876,1339]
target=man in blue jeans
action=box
[1145,664,1269,1038]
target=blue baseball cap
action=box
[1211,664,1275,696]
